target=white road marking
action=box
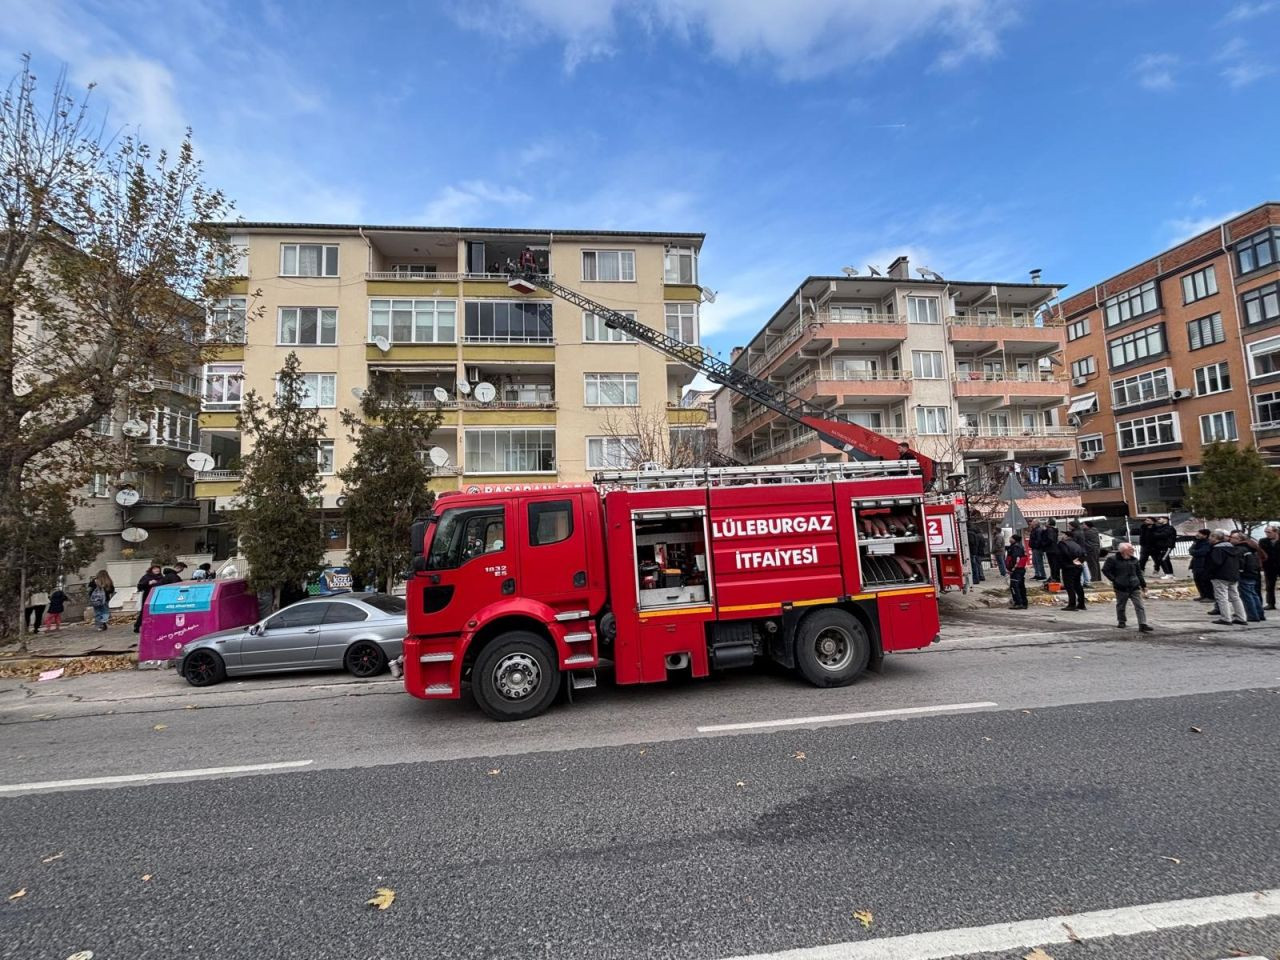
[696,701,998,733]
[0,760,314,795]
[719,888,1280,960]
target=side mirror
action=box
[410,518,428,559]
[248,624,262,636]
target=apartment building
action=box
[1060,202,1280,517]
[727,257,1068,488]
[195,223,707,560]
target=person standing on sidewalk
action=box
[1207,530,1248,626]
[1103,542,1152,632]
[90,571,115,631]
[966,524,988,584]
[1028,519,1048,580]
[1005,533,1029,609]
[23,588,48,633]
[1151,516,1177,579]
[45,587,66,631]
[1137,517,1155,572]
[1058,530,1087,610]
[1188,528,1214,602]
[1082,521,1102,583]
[1044,519,1062,583]
[133,563,165,634]
[1261,524,1280,610]
[1232,532,1267,622]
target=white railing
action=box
[365,271,553,283]
[963,426,1078,439]
[1252,418,1280,433]
[462,335,554,345]
[201,401,242,412]
[947,314,1061,328]
[952,371,1063,383]
[815,311,905,325]
[196,469,241,481]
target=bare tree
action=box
[597,404,716,470]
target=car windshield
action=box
[362,595,406,614]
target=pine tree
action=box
[234,353,326,609]
[339,375,443,592]
[1185,442,1280,533]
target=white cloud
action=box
[454,0,1019,78]
[1134,53,1178,91]
[1215,36,1275,88]
[1223,1,1278,23]
[420,181,534,225]
[1165,210,1243,244]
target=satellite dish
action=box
[473,382,496,403]
[186,452,215,472]
[120,526,149,543]
[432,387,450,403]
[115,488,140,507]
[351,386,366,400]
[132,378,155,394]
[841,266,859,277]
[699,286,718,304]
[456,379,471,395]
[121,419,148,438]
[373,335,391,353]
[428,446,450,467]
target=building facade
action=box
[1059,202,1280,517]
[727,257,1068,490]
[195,223,706,561]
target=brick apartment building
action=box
[1060,201,1280,517]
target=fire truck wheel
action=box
[794,609,870,688]
[472,632,559,721]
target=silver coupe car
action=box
[178,594,406,687]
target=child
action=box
[45,587,66,631]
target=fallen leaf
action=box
[66,952,94,960]
[982,736,993,742]
[141,874,152,882]
[735,780,746,788]
[9,888,26,900]
[793,751,806,761]
[152,724,167,732]
[1160,856,1181,864]
[41,852,64,863]
[366,887,395,911]
[1189,726,1202,734]
[1024,949,1055,960]
[852,909,874,929]
[1062,921,1081,942]
[486,768,500,776]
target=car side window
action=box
[323,603,368,624]
[529,499,573,546]
[426,506,506,570]
[264,604,327,630]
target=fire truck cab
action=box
[404,461,959,720]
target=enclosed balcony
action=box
[951,369,1068,399]
[746,312,908,381]
[947,313,1064,352]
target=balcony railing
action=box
[366,271,552,282]
[952,371,1063,383]
[962,425,1078,439]
[403,397,557,411]
[791,369,911,389]
[1252,418,1280,434]
[462,335,554,345]
[815,311,905,325]
[196,469,242,482]
[947,314,1061,328]
[202,400,242,412]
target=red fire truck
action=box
[402,273,965,720]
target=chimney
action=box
[1029,268,1042,285]
[730,346,744,364]
[887,256,910,279]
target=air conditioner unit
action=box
[1172,387,1193,400]
[1071,375,1088,387]
[466,366,481,384]
[1080,451,1097,461]
[1067,413,1083,428]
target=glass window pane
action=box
[300,308,318,344]
[324,245,339,276]
[282,245,297,275]
[280,308,297,343]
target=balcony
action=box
[666,403,708,426]
[1252,418,1280,440]
[956,425,1078,453]
[747,314,907,378]
[791,368,913,401]
[129,500,202,527]
[952,371,1068,399]
[194,469,241,499]
[947,315,1064,352]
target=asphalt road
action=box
[2,613,1279,960]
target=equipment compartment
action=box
[853,500,931,589]
[632,509,711,609]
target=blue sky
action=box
[3,0,1279,361]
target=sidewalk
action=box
[0,616,139,659]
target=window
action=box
[906,297,939,324]
[1117,412,1178,450]
[912,351,944,379]
[828,304,876,320]
[847,410,884,429]
[464,301,553,343]
[586,436,641,469]
[1247,336,1280,378]
[1242,282,1280,327]
[1111,368,1172,409]
[1194,362,1231,396]
[1066,316,1090,341]
[144,407,198,451]
[584,310,636,342]
[915,405,949,434]
[502,382,554,404]
[287,373,337,408]
[528,500,574,545]
[1200,411,1238,443]
[664,303,699,344]
[584,372,638,406]
[207,297,247,342]
[203,364,243,409]
[317,440,335,475]
[1071,357,1096,379]
[1236,227,1279,274]
[1181,265,1218,303]
[1187,313,1225,350]
[426,507,507,570]
[265,603,329,629]
[1132,465,1200,514]
[1256,390,1280,426]
[363,595,406,614]
[1079,434,1104,456]
[1076,471,1122,489]
[1108,323,1165,369]
[985,412,1011,435]
[278,307,337,346]
[663,246,697,284]
[390,263,436,277]
[582,249,635,282]
[93,415,114,437]
[90,473,110,498]
[323,603,368,624]
[368,299,456,344]
[1103,280,1159,327]
[464,429,555,473]
[217,236,248,277]
[831,357,879,379]
[280,243,338,277]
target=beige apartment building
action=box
[194,223,707,560]
[726,257,1069,489]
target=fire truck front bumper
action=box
[402,636,464,700]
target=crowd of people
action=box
[21,560,218,634]
[967,517,1280,633]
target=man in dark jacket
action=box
[1150,516,1177,579]
[1137,517,1156,572]
[1058,531,1087,610]
[133,563,166,634]
[1028,519,1047,580]
[1188,528,1214,601]
[966,525,988,584]
[1207,530,1247,625]
[1005,533,1029,609]
[1081,521,1102,582]
[1102,542,1152,631]
[1261,524,1280,610]
[1044,519,1062,583]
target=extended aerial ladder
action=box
[506,270,937,488]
